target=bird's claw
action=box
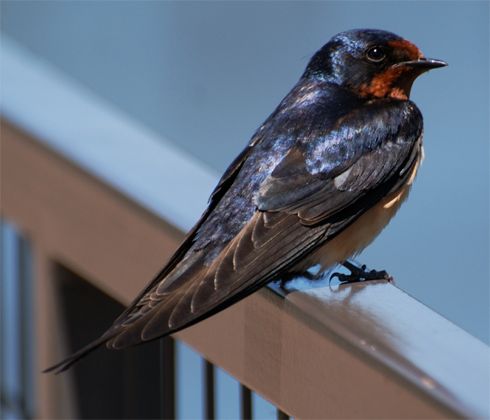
[330,261,394,285]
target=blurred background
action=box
[1,1,488,419]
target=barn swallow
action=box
[46,29,446,373]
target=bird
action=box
[45,29,446,373]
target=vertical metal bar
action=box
[240,384,252,420]
[18,235,32,419]
[277,409,290,420]
[15,231,26,416]
[160,336,175,419]
[204,359,215,420]
[0,221,17,417]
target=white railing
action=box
[2,36,488,419]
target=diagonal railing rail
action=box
[2,35,489,419]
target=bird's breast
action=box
[294,152,421,275]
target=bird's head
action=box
[303,29,447,100]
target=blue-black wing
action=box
[107,98,423,348]
[46,84,423,373]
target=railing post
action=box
[204,359,215,420]
[240,384,252,420]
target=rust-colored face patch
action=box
[360,67,409,99]
[388,39,422,61]
[359,39,425,99]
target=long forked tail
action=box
[42,330,120,374]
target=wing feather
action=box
[103,114,422,350]
[46,84,425,373]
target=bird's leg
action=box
[330,260,394,284]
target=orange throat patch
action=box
[361,67,411,100]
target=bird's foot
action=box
[330,260,394,285]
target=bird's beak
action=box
[392,57,448,70]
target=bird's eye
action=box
[366,46,386,62]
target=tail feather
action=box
[42,329,120,374]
